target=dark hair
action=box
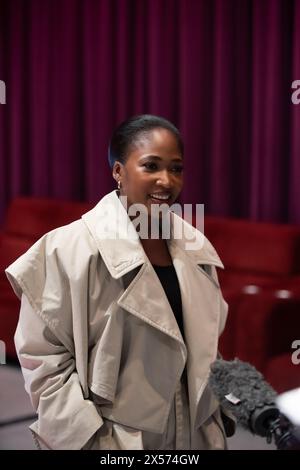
[108,114,183,169]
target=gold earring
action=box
[117,180,121,190]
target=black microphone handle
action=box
[252,410,300,450]
[250,405,279,436]
[268,417,300,450]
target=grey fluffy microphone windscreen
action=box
[209,358,298,449]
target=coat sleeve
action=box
[15,294,103,450]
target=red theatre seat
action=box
[204,216,300,392]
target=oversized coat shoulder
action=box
[6,218,100,354]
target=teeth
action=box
[150,194,170,201]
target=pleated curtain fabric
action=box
[0,0,300,224]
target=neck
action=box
[132,213,171,240]
[117,192,171,240]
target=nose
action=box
[156,170,172,188]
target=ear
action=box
[112,161,123,183]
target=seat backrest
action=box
[204,216,300,276]
[3,197,94,241]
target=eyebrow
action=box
[139,155,183,163]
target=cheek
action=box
[176,176,184,190]
[131,172,153,188]
[124,170,150,192]
[123,168,138,186]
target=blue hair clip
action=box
[108,144,114,168]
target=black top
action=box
[153,264,184,337]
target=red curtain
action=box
[0,0,300,224]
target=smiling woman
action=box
[5,114,235,450]
[109,115,185,266]
[109,115,184,209]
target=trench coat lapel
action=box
[117,261,186,344]
[82,191,145,279]
[168,237,223,431]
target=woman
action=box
[5,114,235,450]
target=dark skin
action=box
[112,128,184,266]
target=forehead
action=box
[131,128,182,157]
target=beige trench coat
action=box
[5,190,234,450]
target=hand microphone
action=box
[209,358,299,449]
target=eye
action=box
[171,165,184,174]
[143,162,158,171]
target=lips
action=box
[149,193,171,202]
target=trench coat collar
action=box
[82,190,224,279]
